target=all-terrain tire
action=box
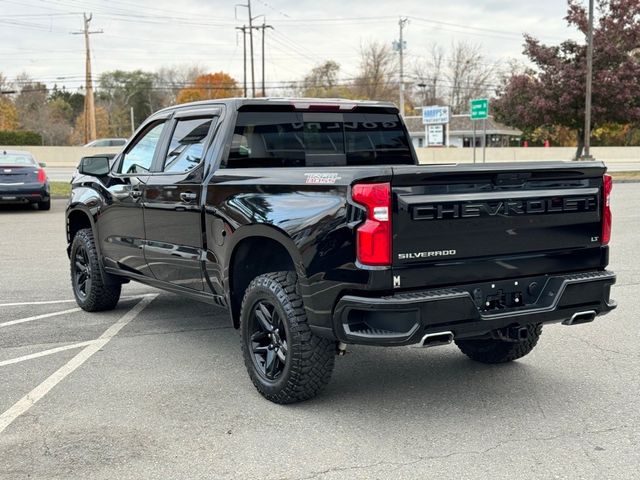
[240,271,335,404]
[37,199,51,211]
[70,228,121,312]
[455,324,542,364]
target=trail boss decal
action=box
[304,173,342,184]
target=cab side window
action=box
[119,122,166,174]
[162,118,213,174]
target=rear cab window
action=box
[0,153,36,166]
[224,107,414,168]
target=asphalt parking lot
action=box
[0,186,638,480]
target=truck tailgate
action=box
[391,162,607,288]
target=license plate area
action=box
[466,276,550,313]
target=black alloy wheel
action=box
[69,228,121,311]
[249,300,288,381]
[72,243,92,301]
[239,271,336,404]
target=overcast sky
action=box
[0,0,585,92]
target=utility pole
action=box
[394,18,409,116]
[236,25,248,97]
[72,13,102,144]
[582,0,595,160]
[255,23,273,97]
[247,0,255,98]
[236,1,259,97]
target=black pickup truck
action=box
[66,98,616,403]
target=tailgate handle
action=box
[495,172,531,186]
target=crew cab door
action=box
[142,110,219,291]
[99,119,169,275]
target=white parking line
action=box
[0,294,156,435]
[0,308,81,329]
[0,299,78,307]
[0,340,101,367]
[0,294,156,308]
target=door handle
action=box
[180,192,197,203]
[131,189,143,198]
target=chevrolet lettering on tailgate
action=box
[412,195,598,221]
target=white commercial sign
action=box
[422,105,450,125]
[427,125,444,146]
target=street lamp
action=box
[581,0,595,160]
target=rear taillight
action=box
[36,169,46,184]
[602,174,612,245]
[352,182,391,266]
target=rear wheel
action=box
[70,228,121,311]
[240,271,335,404]
[37,199,51,211]
[455,324,542,364]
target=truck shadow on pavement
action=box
[137,293,582,418]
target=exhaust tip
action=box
[420,331,454,348]
[563,310,597,326]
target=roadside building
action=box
[404,114,522,148]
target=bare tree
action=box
[353,41,397,101]
[14,74,48,142]
[0,73,11,92]
[302,60,341,97]
[154,64,206,107]
[413,44,446,107]
[13,74,73,145]
[446,41,496,113]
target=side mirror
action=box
[38,162,47,168]
[78,156,111,176]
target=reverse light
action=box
[352,182,391,266]
[36,168,46,184]
[602,173,612,245]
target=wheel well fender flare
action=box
[224,224,306,290]
[66,204,99,257]
[223,224,309,328]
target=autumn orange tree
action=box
[176,72,241,103]
[0,99,18,130]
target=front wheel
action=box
[70,228,121,311]
[455,324,542,364]
[240,271,336,404]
